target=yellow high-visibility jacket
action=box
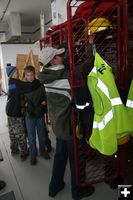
[87,52,133,155]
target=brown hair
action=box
[24,65,35,74]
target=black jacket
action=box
[24,85,47,118]
[6,78,41,117]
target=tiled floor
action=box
[0,96,118,200]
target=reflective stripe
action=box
[91,68,123,106]
[90,67,110,99]
[93,110,113,130]
[76,102,90,110]
[104,60,108,66]
[126,100,133,108]
[90,65,123,132]
[40,65,64,72]
[97,78,110,99]
[47,64,64,71]
[92,66,97,73]
[40,66,44,72]
[45,88,72,100]
[97,81,123,106]
[44,79,70,89]
[111,98,122,106]
[93,121,98,129]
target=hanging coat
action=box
[126,78,133,118]
[87,52,133,156]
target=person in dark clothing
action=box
[60,42,94,140]
[6,65,41,161]
[38,46,95,200]
[23,65,50,165]
[38,62,54,154]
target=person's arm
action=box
[75,34,95,79]
[11,78,41,94]
[20,94,27,116]
[38,69,64,84]
[40,86,47,112]
[35,86,47,115]
[37,72,47,84]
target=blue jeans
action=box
[25,117,46,158]
[49,138,79,195]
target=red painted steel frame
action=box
[116,5,121,86]
[39,0,130,186]
[122,0,129,90]
[67,0,130,186]
[67,0,80,184]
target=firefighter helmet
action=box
[88,18,112,35]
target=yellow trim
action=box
[117,135,130,145]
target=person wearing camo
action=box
[6,65,41,161]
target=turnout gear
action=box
[87,52,133,155]
[88,18,112,35]
[126,79,133,117]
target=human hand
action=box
[25,103,28,107]
[22,77,27,82]
[88,34,95,44]
[41,101,46,106]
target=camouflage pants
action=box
[7,117,27,155]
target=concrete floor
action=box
[0,96,118,200]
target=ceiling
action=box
[0,0,52,43]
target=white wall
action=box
[0,45,2,66]
[0,44,7,91]
[1,44,39,66]
[0,45,4,68]
[51,0,67,25]
[0,43,40,91]
[51,0,84,25]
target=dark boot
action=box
[43,151,50,160]
[46,143,52,153]
[20,149,29,161]
[30,157,37,165]
[108,176,124,190]
[20,153,28,161]
[11,148,19,155]
[72,185,95,200]
[0,180,6,190]
[49,182,65,197]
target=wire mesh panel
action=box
[40,36,50,50]
[128,0,133,82]
[127,138,133,184]
[40,24,68,49]
[39,0,132,187]
[67,0,131,186]
[78,139,118,186]
[127,0,133,183]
